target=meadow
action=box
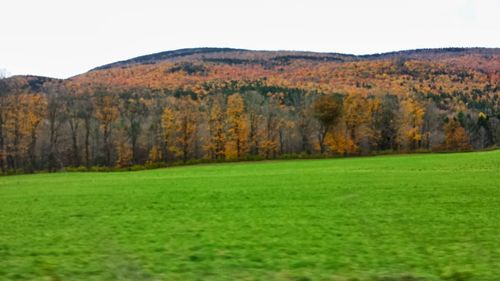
[1,151,499,281]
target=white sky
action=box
[1,0,499,78]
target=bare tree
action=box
[44,83,67,171]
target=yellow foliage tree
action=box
[147,145,162,164]
[398,98,426,150]
[226,93,248,159]
[170,97,199,162]
[116,142,133,167]
[162,106,175,161]
[95,95,119,165]
[208,101,226,160]
[21,94,47,171]
[325,130,357,155]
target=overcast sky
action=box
[1,0,499,78]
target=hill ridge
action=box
[91,47,500,72]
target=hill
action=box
[0,75,59,93]
[1,150,499,280]
[71,47,499,102]
[0,47,499,173]
[91,47,500,71]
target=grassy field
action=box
[1,151,499,281]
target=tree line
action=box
[0,78,498,174]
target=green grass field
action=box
[1,151,499,281]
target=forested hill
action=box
[72,47,500,93]
[0,47,499,173]
[90,47,500,71]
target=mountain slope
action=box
[90,47,500,72]
[68,47,498,103]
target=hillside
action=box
[71,47,499,105]
[0,47,499,173]
[91,47,500,71]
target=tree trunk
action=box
[318,125,328,154]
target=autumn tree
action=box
[177,97,199,163]
[116,142,133,167]
[22,94,47,172]
[63,93,85,167]
[207,99,226,160]
[95,93,119,166]
[4,95,24,171]
[312,95,343,154]
[476,112,494,149]
[344,95,366,142]
[244,91,264,156]
[289,91,315,154]
[161,99,175,162]
[120,92,149,164]
[398,97,426,151]
[43,83,69,171]
[342,94,372,153]
[146,91,169,163]
[346,96,385,154]
[226,93,248,159]
[261,93,284,158]
[80,90,95,168]
[274,96,292,155]
[443,117,471,151]
[169,97,199,163]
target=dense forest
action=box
[0,48,499,174]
